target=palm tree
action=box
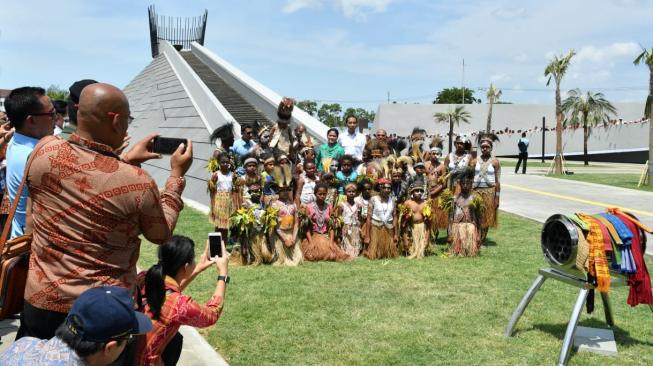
[561,89,617,166]
[545,49,576,174]
[633,46,653,185]
[434,105,472,153]
[486,83,502,132]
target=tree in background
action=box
[434,105,471,153]
[318,103,342,127]
[561,89,616,166]
[46,84,69,101]
[343,107,376,125]
[296,100,318,116]
[633,46,653,185]
[433,87,480,104]
[485,83,502,132]
[544,49,576,175]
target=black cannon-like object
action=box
[505,213,650,366]
[539,214,646,280]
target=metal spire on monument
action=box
[148,5,208,58]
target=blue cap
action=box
[66,286,152,342]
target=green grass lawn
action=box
[138,208,653,366]
[548,173,653,193]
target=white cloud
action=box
[282,0,393,20]
[574,42,641,64]
[514,53,529,62]
[338,0,393,20]
[282,0,322,13]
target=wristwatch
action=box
[217,275,230,284]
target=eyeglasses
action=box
[31,108,57,119]
[113,333,135,344]
[107,112,135,125]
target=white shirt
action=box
[300,174,318,204]
[371,196,395,224]
[339,131,366,160]
[473,159,496,188]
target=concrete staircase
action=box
[181,52,272,128]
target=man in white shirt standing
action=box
[338,115,366,161]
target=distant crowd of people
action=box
[207,98,503,265]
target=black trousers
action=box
[16,301,67,340]
[162,332,184,365]
[515,152,528,174]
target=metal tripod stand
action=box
[503,268,625,366]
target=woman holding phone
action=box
[135,235,229,366]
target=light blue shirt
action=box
[6,132,40,239]
[0,336,85,365]
[231,138,256,157]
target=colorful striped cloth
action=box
[576,213,611,293]
[600,213,636,274]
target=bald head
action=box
[76,83,130,150]
[78,83,129,123]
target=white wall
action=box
[374,103,649,157]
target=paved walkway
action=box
[500,171,653,258]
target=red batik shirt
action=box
[25,134,185,313]
[135,273,223,366]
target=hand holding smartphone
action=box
[151,137,187,155]
[208,232,223,258]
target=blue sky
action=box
[1,0,651,111]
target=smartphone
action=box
[151,137,187,155]
[208,232,223,258]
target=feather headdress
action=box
[271,164,293,188]
[430,135,443,149]
[476,132,500,147]
[277,97,295,121]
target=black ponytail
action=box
[144,235,196,320]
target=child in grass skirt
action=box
[244,183,276,265]
[208,151,241,244]
[355,178,374,252]
[364,178,398,259]
[442,168,484,257]
[269,166,303,266]
[472,133,501,244]
[426,146,448,239]
[403,183,431,259]
[337,183,363,257]
[301,183,351,261]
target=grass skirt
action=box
[211,191,233,229]
[302,233,351,262]
[475,187,497,229]
[341,224,362,257]
[430,198,449,229]
[450,223,480,257]
[250,232,276,266]
[273,229,303,266]
[408,223,429,259]
[365,225,398,259]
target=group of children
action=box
[206,129,502,266]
